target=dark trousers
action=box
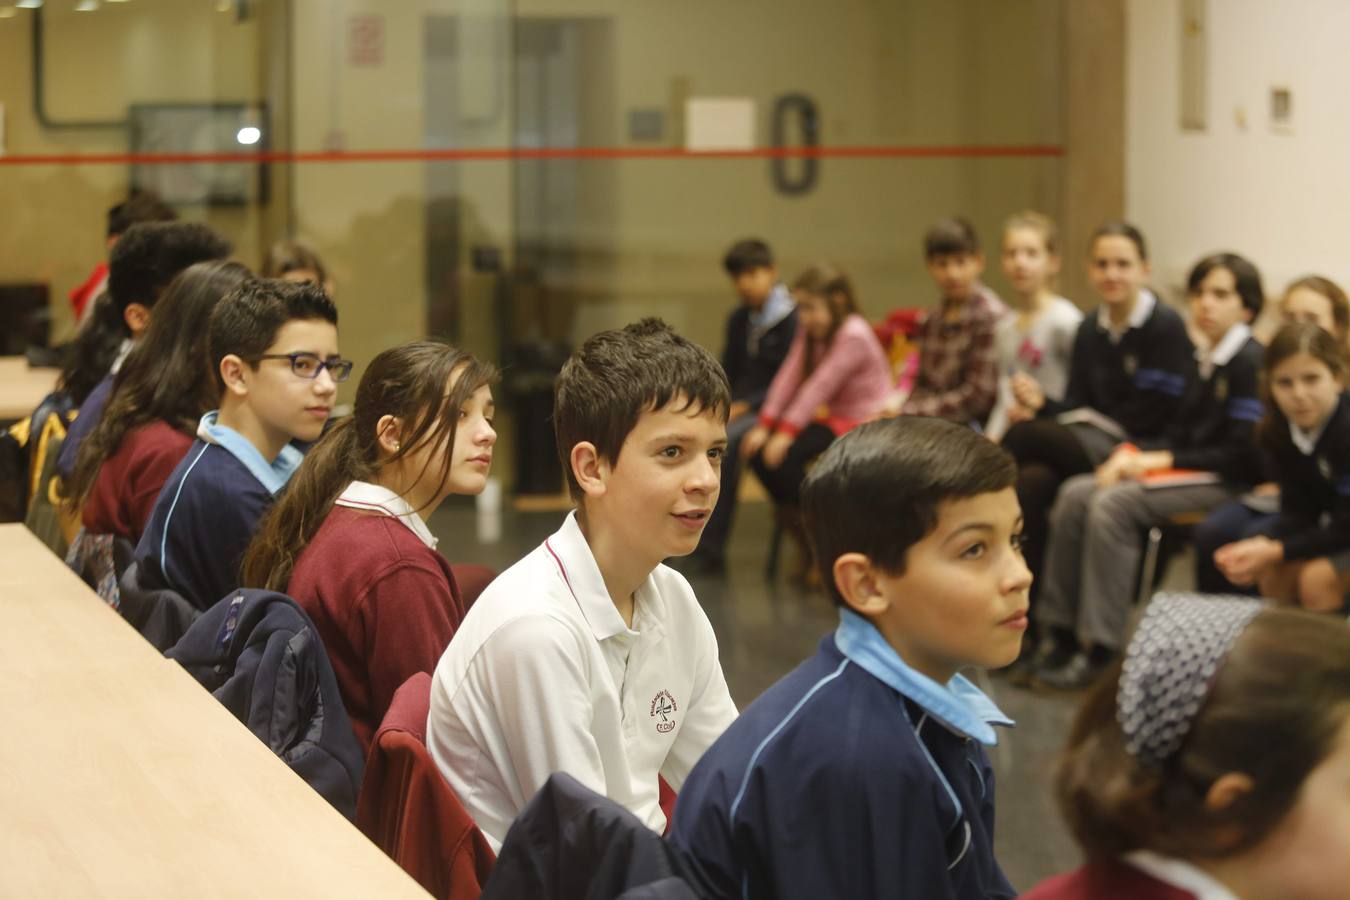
[749,424,837,506]
[698,413,758,560]
[1002,419,1096,600]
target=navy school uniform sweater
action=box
[1045,294,1194,440]
[1268,392,1350,561]
[56,371,115,480]
[135,412,302,611]
[671,610,1016,900]
[721,286,799,412]
[1142,327,1265,483]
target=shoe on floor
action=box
[1035,649,1111,691]
[1004,634,1075,687]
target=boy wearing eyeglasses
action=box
[134,278,348,610]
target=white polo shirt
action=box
[426,511,738,850]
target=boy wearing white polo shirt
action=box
[427,318,738,850]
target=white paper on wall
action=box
[684,97,756,151]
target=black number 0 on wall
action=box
[771,93,820,195]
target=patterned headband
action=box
[1117,593,1264,770]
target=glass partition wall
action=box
[0,0,1064,494]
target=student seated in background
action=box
[1023,596,1350,900]
[1215,323,1350,612]
[984,211,1082,442]
[1001,221,1193,595]
[1194,273,1350,592]
[239,341,496,755]
[427,318,738,851]
[134,279,344,610]
[672,417,1026,900]
[896,217,1006,424]
[741,264,890,580]
[57,221,234,480]
[64,261,252,548]
[688,237,797,573]
[263,238,336,297]
[1027,253,1266,691]
[68,190,177,325]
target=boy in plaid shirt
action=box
[900,218,1007,425]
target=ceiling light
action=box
[74,0,99,10]
[16,1,44,10]
[235,126,261,145]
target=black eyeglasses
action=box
[255,352,354,382]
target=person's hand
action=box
[761,432,793,470]
[741,424,770,461]
[1006,403,1035,426]
[727,400,751,422]
[1095,452,1132,487]
[1214,536,1284,586]
[1010,373,1045,412]
[1252,481,1280,497]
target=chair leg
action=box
[1137,527,1163,607]
[766,517,782,579]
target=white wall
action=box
[1126,0,1350,315]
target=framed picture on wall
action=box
[128,103,269,207]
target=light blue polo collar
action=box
[196,411,304,495]
[835,608,1013,746]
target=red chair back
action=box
[357,672,495,900]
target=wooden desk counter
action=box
[0,356,60,422]
[0,525,430,899]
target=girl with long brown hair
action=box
[240,340,497,753]
[67,260,252,543]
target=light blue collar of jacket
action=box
[835,608,1013,746]
[196,411,304,495]
[749,283,795,333]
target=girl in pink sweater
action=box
[743,264,891,510]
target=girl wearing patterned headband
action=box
[1023,594,1350,900]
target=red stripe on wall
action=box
[0,144,1064,166]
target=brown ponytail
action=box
[239,340,496,591]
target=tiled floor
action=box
[426,495,1184,890]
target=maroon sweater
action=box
[288,506,466,756]
[82,420,194,544]
[1022,860,1196,900]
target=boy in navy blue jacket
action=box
[135,279,346,609]
[672,416,1028,900]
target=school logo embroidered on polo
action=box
[650,690,678,734]
[1319,456,1333,480]
[1214,374,1228,403]
[1122,354,1138,376]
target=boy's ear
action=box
[375,414,404,456]
[123,302,151,337]
[218,354,250,398]
[971,252,986,274]
[570,441,609,498]
[833,552,892,617]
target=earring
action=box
[394,443,401,451]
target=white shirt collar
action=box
[333,480,439,549]
[1098,289,1156,342]
[542,510,651,642]
[1198,322,1251,368]
[110,338,134,374]
[1125,851,1240,900]
[1290,417,1330,456]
